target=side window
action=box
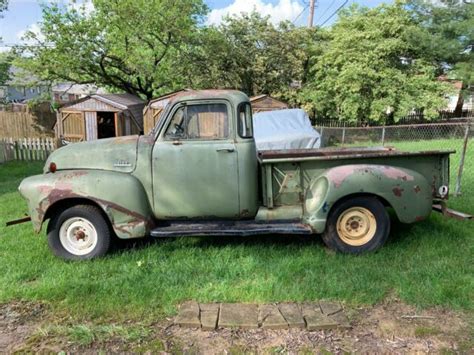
[238,103,253,138]
[165,103,229,140]
[164,106,185,138]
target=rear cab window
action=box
[238,102,253,138]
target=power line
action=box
[319,0,348,27]
[292,2,309,24]
[314,0,336,25]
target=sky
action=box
[0,0,392,51]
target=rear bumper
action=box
[432,203,473,220]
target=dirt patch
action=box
[1,299,472,353]
[0,301,47,353]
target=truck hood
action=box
[44,136,139,173]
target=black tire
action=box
[322,196,390,254]
[47,204,112,260]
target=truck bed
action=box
[258,146,454,209]
[258,146,455,162]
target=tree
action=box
[407,0,474,86]
[0,0,8,41]
[180,12,317,98]
[0,52,12,85]
[16,0,207,99]
[299,3,450,123]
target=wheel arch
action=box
[303,164,433,232]
[326,192,393,218]
[44,198,112,231]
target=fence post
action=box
[455,123,470,195]
[341,127,346,145]
[381,126,386,146]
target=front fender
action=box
[19,170,153,239]
[303,164,432,233]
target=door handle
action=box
[216,148,235,153]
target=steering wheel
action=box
[174,123,184,135]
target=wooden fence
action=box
[0,108,56,139]
[0,137,57,163]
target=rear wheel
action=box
[322,196,390,254]
[47,205,112,260]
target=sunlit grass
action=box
[0,139,472,322]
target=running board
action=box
[150,221,313,237]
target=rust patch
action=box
[415,216,425,222]
[413,185,421,193]
[36,185,153,237]
[326,164,414,189]
[381,166,414,181]
[392,187,404,197]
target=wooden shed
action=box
[250,94,288,113]
[143,89,187,134]
[56,94,145,142]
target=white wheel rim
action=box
[59,217,98,256]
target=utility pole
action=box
[308,0,315,27]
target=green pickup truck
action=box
[10,90,470,260]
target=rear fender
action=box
[19,170,153,239]
[303,164,432,233]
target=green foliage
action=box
[16,0,208,99]
[0,52,12,86]
[15,0,470,121]
[180,12,316,97]
[299,3,450,122]
[408,0,474,86]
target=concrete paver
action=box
[218,303,258,329]
[319,301,343,316]
[258,304,288,329]
[200,303,220,331]
[278,303,305,329]
[175,301,201,328]
[174,301,347,331]
[302,303,339,331]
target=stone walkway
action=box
[174,301,350,331]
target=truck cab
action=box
[13,90,469,260]
[148,90,258,219]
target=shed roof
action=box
[144,89,189,114]
[60,93,145,111]
[92,93,145,109]
[250,94,287,105]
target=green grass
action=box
[0,139,473,322]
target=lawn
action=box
[0,139,473,324]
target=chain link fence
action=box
[315,119,473,205]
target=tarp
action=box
[253,109,321,150]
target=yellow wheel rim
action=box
[336,207,377,246]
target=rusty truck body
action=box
[11,90,470,260]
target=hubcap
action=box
[59,217,98,256]
[336,207,377,246]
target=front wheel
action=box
[47,205,112,260]
[322,196,390,254]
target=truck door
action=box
[151,101,240,218]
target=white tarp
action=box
[253,108,321,150]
